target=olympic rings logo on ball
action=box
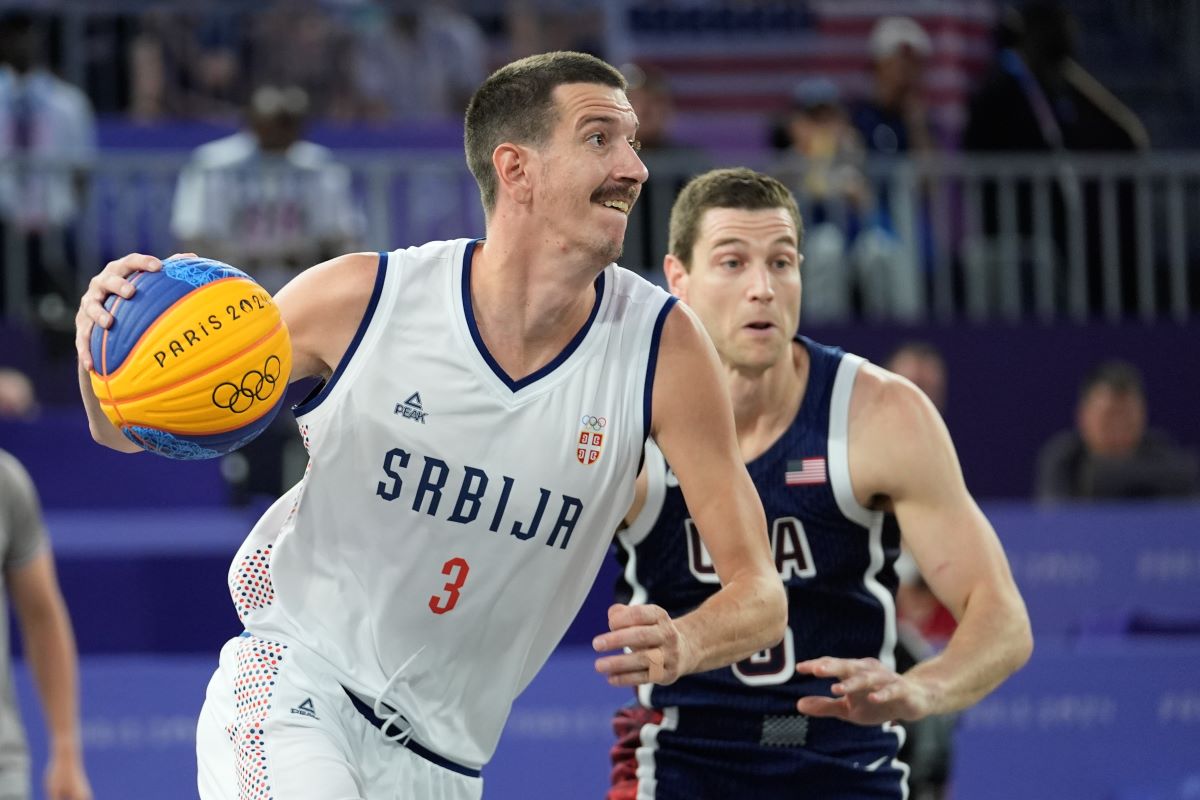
[580,415,607,431]
[212,355,282,414]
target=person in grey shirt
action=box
[0,448,90,799]
[1035,360,1200,501]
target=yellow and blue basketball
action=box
[89,256,292,460]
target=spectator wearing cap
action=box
[1035,360,1199,501]
[772,77,921,322]
[851,16,935,156]
[772,78,910,323]
[776,78,870,208]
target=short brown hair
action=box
[464,52,626,216]
[668,168,804,269]
[1081,359,1145,398]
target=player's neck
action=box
[467,238,601,380]
[726,341,808,460]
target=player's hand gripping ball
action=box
[88,256,292,460]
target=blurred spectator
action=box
[129,10,245,121]
[352,0,486,120]
[171,85,361,294]
[249,1,359,120]
[0,368,36,419]
[0,447,92,800]
[773,79,915,322]
[965,1,1147,154]
[506,0,606,60]
[963,1,1149,316]
[852,16,935,156]
[1036,360,1199,501]
[885,340,947,412]
[0,11,97,330]
[620,63,708,277]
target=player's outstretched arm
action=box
[595,304,787,687]
[74,251,379,451]
[796,368,1032,724]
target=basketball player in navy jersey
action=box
[609,168,1032,799]
[72,54,786,799]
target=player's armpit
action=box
[618,466,649,532]
[273,252,382,383]
[648,304,787,674]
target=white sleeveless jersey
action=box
[229,238,675,767]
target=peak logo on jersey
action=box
[785,458,826,486]
[576,414,607,466]
[290,697,319,720]
[395,391,428,424]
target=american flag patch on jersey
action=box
[785,458,826,486]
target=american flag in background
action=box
[785,458,827,486]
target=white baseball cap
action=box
[869,16,932,60]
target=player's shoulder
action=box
[850,360,941,436]
[190,132,257,168]
[277,251,383,319]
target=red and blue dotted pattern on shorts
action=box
[227,635,287,800]
[231,544,276,622]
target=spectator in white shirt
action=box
[171,84,362,294]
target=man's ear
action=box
[663,253,690,301]
[493,143,533,206]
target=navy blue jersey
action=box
[616,337,902,718]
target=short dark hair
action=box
[1081,359,1144,398]
[668,168,804,269]
[464,51,626,216]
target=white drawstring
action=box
[373,645,425,745]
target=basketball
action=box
[88,256,292,460]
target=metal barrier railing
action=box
[1,151,1197,325]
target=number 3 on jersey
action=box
[429,557,470,614]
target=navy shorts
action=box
[608,704,908,800]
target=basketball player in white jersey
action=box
[72,54,787,799]
[608,169,1032,798]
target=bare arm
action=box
[8,551,92,800]
[797,367,1032,722]
[73,251,380,451]
[595,304,787,686]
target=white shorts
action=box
[196,633,483,800]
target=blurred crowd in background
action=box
[2,0,1190,503]
[0,0,1195,498]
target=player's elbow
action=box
[759,577,789,649]
[1008,608,1034,674]
[997,594,1034,676]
